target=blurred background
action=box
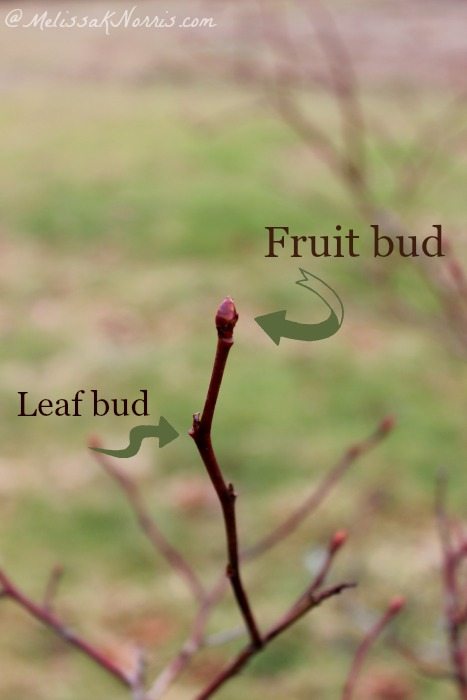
[1,1,467,698]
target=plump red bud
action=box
[215,297,238,339]
[330,529,348,554]
[388,596,405,615]
[378,415,396,436]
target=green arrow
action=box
[255,269,344,345]
[90,417,179,458]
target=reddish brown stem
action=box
[197,581,355,700]
[342,597,405,700]
[190,298,262,649]
[0,569,132,689]
[90,439,205,605]
[148,412,391,695]
[196,530,353,700]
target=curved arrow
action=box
[255,269,344,345]
[89,417,179,458]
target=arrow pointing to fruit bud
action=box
[89,417,179,458]
[255,269,344,345]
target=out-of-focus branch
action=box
[256,2,467,352]
[388,476,467,697]
[303,1,368,200]
[256,1,344,174]
[89,437,206,605]
[258,0,373,216]
[147,574,227,700]
[189,297,262,649]
[0,568,134,690]
[396,90,467,207]
[196,531,354,699]
[342,597,405,700]
[42,564,64,613]
[436,474,467,699]
[390,637,454,682]
[244,415,395,559]
[133,648,146,700]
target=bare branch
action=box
[147,574,227,700]
[342,597,405,700]
[244,416,395,559]
[303,0,368,196]
[0,568,133,690]
[89,438,205,605]
[396,90,467,207]
[205,626,245,648]
[189,297,262,649]
[390,637,454,682]
[436,473,467,698]
[196,531,354,699]
[148,411,392,695]
[148,412,393,695]
[132,647,146,700]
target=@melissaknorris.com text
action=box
[4,7,217,35]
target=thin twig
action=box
[303,0,368,201]
[390,637,454,682]
[0,569,133,689]
[196,531,353,700]
[342,597,405,700]
[205,626,245,648]
[436,473,467,699]
[258,0,372,216]
[147,574,227,700]
[196,584,355,700]
[189,297,262,649]
[42,564,64,613]
[244,415,395,559]
[396,90,467,207]
[132,647,146,700]
[89,438,205,605]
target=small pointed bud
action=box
[215,297,238,339]
[378,415,396,436]
[388,596,405,615]
[330,529,348,554]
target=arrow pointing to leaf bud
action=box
[89,417,179,458]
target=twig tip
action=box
[215,297,238,339]
[388,595,406,616]
[378,415,396,436]
[330,529,348,554]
